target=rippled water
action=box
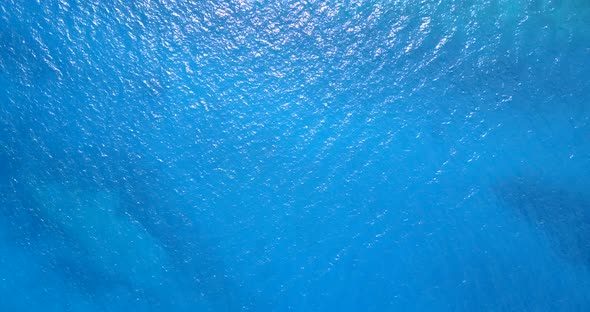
[1,0,589,311]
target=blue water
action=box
[1,0,589,311]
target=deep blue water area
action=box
[1,0,589,311]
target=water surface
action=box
[1,0,589,311]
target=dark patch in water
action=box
[1,145,261,310]
[495,176,590,266]
[117,156,257,311]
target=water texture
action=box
[0,0,589,311]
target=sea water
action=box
[1,0,589,311]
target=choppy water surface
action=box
[1,0,589,311]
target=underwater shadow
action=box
[494,176,590,267]
[1,143,263,311]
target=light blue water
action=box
[1,0,589,311]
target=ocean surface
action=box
[1,0,589,311]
